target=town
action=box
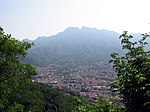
[33,62,117,99]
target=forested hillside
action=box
[24,27,122,66]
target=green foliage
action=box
[72,96,124,112]
[20,83,76,112]
[0,27,37,111]
[110,31,150,112]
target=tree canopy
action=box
[0,27,37,111]
[110,31,150,112]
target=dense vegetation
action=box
[72,96,124,112]
[0,27,37,111]
[110,31,150,112]
[19,83,77,112]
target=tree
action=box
[110,31,150,112]
[72,96,124,112]
[0,27,37,111]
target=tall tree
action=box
[0,27,37,111]
[110,31,150,112]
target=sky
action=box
[0,0,150,40]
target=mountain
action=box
[24,27,122,66]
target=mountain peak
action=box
[81,26,98,30]
[65,27,79,31]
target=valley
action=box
[24,27,148,99]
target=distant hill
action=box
[24,27,122,66]
[24,27,149,67]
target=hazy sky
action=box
[0,0,150,40]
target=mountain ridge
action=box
[24,27,149,67]
[24,27,122,66]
